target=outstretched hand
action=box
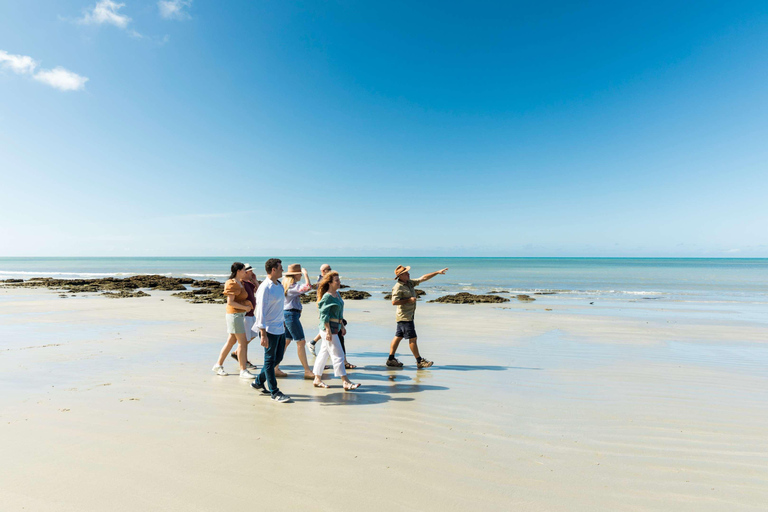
[438,268,448,274]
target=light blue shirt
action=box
[255,279,285,335]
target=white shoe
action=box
[212,365,227,376]
[308,342,317,357]
[240,369,257,379]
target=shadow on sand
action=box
[288,390,414,406]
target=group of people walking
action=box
[213,258,448,403]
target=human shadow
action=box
[360,384,449,394]
[439,365,542,371]
[289,390,414,406]
[347,351,391,358]
[343,373,413,382]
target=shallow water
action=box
[2,257,767,304]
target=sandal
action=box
[313,381,329,388]
[343,382,361,391]
[344,362,357,369]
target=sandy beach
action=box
[1,286,767,511]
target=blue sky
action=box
[1,0,767,257]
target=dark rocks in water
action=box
[533,292,556,295]
[191,279,222,288]
[102,290,150,299]
[0,279,23,283]
[428,293,509,304]
[383,289,426,300]
[2,275,193,293]
[300,289,370,303]
[172,285,226,304]
[340,284,350,289]
[516,294,535,302]
[340,290,371,300]
[300,291,317,304]
[487,290,508,294]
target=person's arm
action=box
[254,287,269,348]
[227,294,251,311]
[416,268,449,283]
[224,281,251,311]
[391,284,416,306]
[300,268,312,292]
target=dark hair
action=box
[230,262,245,279]
[265,258,282,274]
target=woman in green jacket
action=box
[312,271,361,390]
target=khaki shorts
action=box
[226,312,246,334]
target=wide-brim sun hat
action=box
[284,263,303,276]
[394,265,410,279]
[243,263,253,272]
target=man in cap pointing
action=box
[387,265,448,369]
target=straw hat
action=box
[394,265,410,279]
[284,263,303,276]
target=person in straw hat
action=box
[387,265,448,368]
[277,263,314,379]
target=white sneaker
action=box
[212,365,227,376]
[240,369,257,379]
[308,342,317,357]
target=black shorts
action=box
[395,321,417,339]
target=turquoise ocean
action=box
[1,257,767,304]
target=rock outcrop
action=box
[428,293,509,304]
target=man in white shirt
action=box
[251,258,291,403]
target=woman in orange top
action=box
[212,262,255,379]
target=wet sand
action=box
[1,287,767,511]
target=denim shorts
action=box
[395,320,417,339]
[284,309,305,341]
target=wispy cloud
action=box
[158,0,192,20]
[78,0,132,29]
[33,67,89,91]
[0,50,88,91]
[0,50,37,74]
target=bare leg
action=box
[408,337,421,359]
[235,332,248,371]
[296,339,313,376]
[275,339,290,377]
[389,336,403,356]
[217,334,238,366]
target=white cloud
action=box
[78,0,131,28]
[0,50,38,74]
[158,0,192,20]
[33,67,89,91]
[0,49,88,92]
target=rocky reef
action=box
[1,275,223,300]
[382,289,427,300]
[102,290,151,299]
[171,285,226,304]
[428,293,509,304]
[300,289,371,304]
